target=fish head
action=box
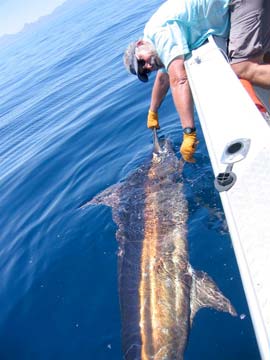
[81,138,183,209]
[149,138,183,184]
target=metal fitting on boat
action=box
[214,138,250,192]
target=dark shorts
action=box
[228,0,270,63]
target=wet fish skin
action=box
[83,138,236,359]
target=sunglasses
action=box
[138,59,146,67]
[137,59,151,75]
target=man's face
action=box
[136,43,164,74]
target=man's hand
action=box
[180,132,199,163]
[147,110,160,129]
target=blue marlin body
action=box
[83,138,236,359]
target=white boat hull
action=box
[185,36,270,359]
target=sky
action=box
[0,0,67,37]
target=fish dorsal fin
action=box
[80,183,122,209]
[189,268,237,325]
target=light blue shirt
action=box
[143,0,230,69]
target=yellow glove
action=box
[180,132,199,163]
[147,110,160,129]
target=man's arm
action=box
[147,71,170,129]
[168,56,198,162]
[150,71,170,112]
[168,56,195,129]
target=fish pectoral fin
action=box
[190,269,237,325]
[80,183,122,209]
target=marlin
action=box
[82,134,236,359]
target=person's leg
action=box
[229,0,270,88]
[232,58,270,89]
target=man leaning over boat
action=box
[123,0,270,162]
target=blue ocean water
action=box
[0,0,260,359]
